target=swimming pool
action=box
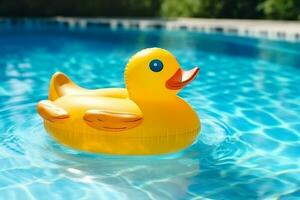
[0,22,300,199]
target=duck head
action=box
[125,48,199,101]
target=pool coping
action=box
[0,17,300,42]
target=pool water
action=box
[0,25,300,200]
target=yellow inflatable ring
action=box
[37,48,200,155]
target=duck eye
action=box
[149,59,163,72]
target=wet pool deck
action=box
[1,17,300,42]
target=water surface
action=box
[0,26,300,199]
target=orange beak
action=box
[166,67,200,90]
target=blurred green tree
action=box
[0,0,299,20]
[160,0,263,19]
[160,0,201,17]
[258,0,300,20]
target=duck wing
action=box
[83,110,143,132]
[37,100,69,122]
[49,72,128,100]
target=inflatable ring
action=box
[37,48,200,155]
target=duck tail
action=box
[48,72,81,101]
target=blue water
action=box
[0,25,300,200]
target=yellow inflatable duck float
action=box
[37,48,200,155]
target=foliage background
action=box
[0,0,299,20]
